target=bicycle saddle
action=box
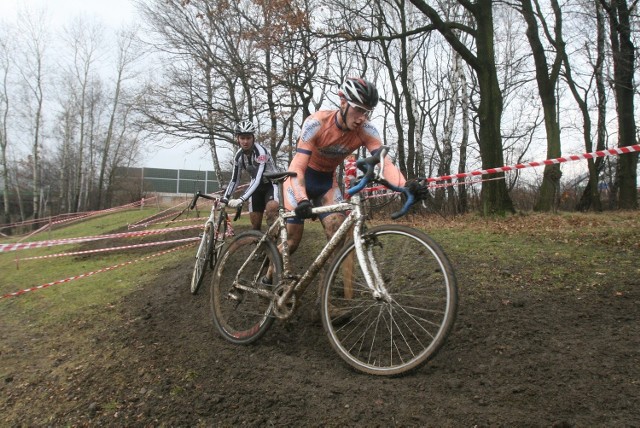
[264,171,297,182]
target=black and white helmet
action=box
[339,77,379,111]
[234,120,256,135]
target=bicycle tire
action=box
[210,231,282,345]
[190,224,214,295]
[320,224,458,376]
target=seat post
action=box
[263,171,297,213]
[277,181,286,211]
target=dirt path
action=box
[2,220,639,426]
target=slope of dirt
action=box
[1,216,639,427]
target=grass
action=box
[0,207,255,328]
[399,210,640,295]
[1,207,638,331]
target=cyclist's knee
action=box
[321,213,346,239]
[286,223,304,253]
[249,212,263,230]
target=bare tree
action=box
[456,48,471,213]
[233,0,321,164]
[518,0,564,212]
[53,92,78,213]
[600,0,638,209]
[564,0,608,211]
[408,0,514,214]
[105,99,143,206]
[61,17,104,212]
[136,0,239,184]
[0,27,12,225]
[15,8,49,222]
[97,26,140,209]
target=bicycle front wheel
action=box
[320,224,458,376]
[211,231,281,345]
[190,225,214,295]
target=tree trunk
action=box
[1,95,9,226]
[378,18,408,178]
[456,50,470,214]
[32,90,43,223]
[520,0,563,212]
[604,0,638,209]
[474,3,514,214]
[98,71,122,209]
[576,0,607,211]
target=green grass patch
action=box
[2,209,638,334]
[0,206,206,328]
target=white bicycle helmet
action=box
[339,78,379,111]
[234,120,256,135]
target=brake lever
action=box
[233,206,242,221]
[189,191,201,210]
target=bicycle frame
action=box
[191,192,237,270]
[232,186,385,318]
[229,146,412,317]
[211,147,458,375]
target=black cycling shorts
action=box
[248,182,279,213]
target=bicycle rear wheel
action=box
[190,225,214,295]
[211,231,281,345]
[320,224,458,376]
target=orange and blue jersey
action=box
[283,110,405,213]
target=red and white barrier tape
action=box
[428,176,505,188]
[128,199,192,229]
[128,185,250,229]
[358,177,503,199]
[135,209,194,228]
[1,242,196,300]
[426,144,640,183]
[0,224,202,253]
[1,198,148,232]
[16,237,200,261]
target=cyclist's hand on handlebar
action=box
[294,199,314,219]
[405,178,430,202]
[228,198,243,208]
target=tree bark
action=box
[520,0,564,212]
[602,0,638,209]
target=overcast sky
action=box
[0,0,214,172]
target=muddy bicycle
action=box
[210,147,458,376]
[188,191,240,295]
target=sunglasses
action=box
[347,101,374,119]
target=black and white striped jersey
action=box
[222,143,278,201]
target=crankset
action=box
[272,283,297,320]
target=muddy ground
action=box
[1,214,639,427]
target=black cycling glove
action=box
[405,179,430,201]
[294,199,314,219]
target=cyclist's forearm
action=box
[240,163,265,201]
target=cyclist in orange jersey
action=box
[282,77,406,254]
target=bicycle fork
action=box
[351,210,391,302]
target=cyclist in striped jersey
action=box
[220,121,279,231]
